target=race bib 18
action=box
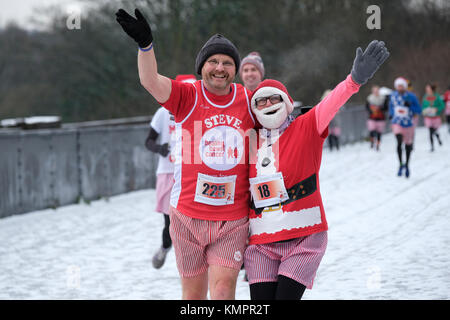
[249,172,289,208]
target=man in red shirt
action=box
[116,8,255,300]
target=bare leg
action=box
[208,265,240,300]
[181,272,208,300]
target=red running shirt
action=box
[161,79,255,221]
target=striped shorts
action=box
[169,206,249,278]
[424,116,442,129]
[244,231,327,289]
[367,119,386,133]
[391,124,415,145]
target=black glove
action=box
[157,143,170,157]
[351,40,390,85]
[115,8,153,48]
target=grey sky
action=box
[0,0,446,30]
[0,0,81,29]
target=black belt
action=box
[251,173,317,215]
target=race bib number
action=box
[249,172,289,208]
[423,107,437,117]
[194,173,236,206]
[394,106,409,119]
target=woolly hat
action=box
[195,34,240,75]
[239,51,265,78]
[394,77,408,90]
[251,79,294,129]
[175,74,197,83]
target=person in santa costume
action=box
[244,40,389,300]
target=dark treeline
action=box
[0,0,448,122]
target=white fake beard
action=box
[253,102,288,129]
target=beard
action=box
[203,71,234,92]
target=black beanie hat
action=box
[195,34,240,75]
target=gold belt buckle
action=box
[262,202,282,213]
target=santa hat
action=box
[175,74,197,83]
[239,51,265,78]
[250,79,294,129]
[394,77,408,90]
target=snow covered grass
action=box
[0,127,449,300]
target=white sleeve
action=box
[150,107,165,134]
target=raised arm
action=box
[116,9,171,103]
[314,40,390,135]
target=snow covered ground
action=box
[0,127,449,300]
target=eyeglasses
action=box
[207,59,234,68]
[255,94,283,107]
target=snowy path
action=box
[0,127,449,299]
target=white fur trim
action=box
[249,206,322,237]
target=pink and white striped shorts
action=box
[367,119,386,133]
[424,117,442,129]
[169,206,249,278]
[244,231,327,289]
[391,124,415,145]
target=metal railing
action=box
[0,123,158,218]
[0,105,375,218]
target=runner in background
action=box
[422,83,445,152]
[389,77,422,178]
[239,51,265,92]
[146,74,196,269]
[366,85,388,151]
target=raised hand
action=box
[115,9,153,48]
[351,40,390,85]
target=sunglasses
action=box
[255,94,283,107]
